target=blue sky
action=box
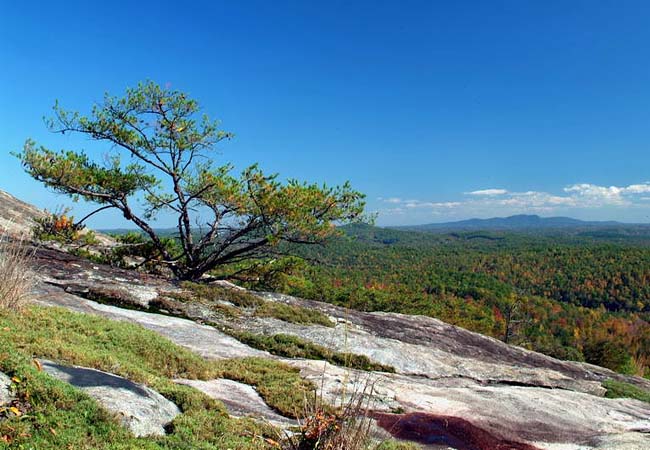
[2,0,650,227]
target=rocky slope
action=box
[0,189,45,237]
[2,188,650,449]
[0,188,114,245]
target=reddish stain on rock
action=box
[371,412,541,450]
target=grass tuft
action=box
[0,235,33,311]
[184,281,335,327]
[283,378,420,450]
[374,442,422,450]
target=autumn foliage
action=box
[275,226,650,376]
[32,208,83,242]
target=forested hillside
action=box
[266,224,650,376]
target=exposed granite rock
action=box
[371,411,540,450]
[0,372,12,406]
[0,190,44,237]
[39,359,180,437]
[0,189,114,246]
[256,291,650,394]
[18,243,650,449]
[242,314,605,395]
[33,285,267,361]
[289,359,650,450]
[175,378,298,429]
[33,246,163,308]
[592,433,650,450]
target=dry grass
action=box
[631,353,649,377]
[280,376,417,450]
[0,234,34,310]
[295,387,374,450]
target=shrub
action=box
[67,232,182,273]
[110,232,182,270]
[32,207,84,243]
[31,207,100,246]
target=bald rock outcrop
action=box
[2,188,649,449]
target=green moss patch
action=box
[255,301,334,327]
[603,379,650,403]
[231,331,395,373]
[183,282,264,308]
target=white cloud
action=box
[623,183,650,194]
[466,188,509,196]
[500,191,577,208]
[404,200,462,209]
[377,182,650,222]
[563,182,650,206]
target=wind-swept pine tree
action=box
[18,81,366,280]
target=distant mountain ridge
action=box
[392,214,634,231]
